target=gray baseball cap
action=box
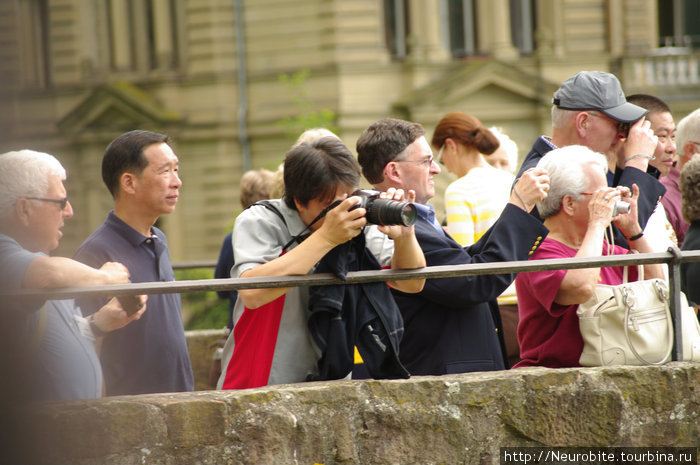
[552,71,648,123]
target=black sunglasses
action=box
[617,121,631,137]
[26,196,69,210]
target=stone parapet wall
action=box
[17,362,700,465]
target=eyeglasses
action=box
[395,155,435,167]
[586,112,630,137]
[436,145,445,164]
[25,196,69,210]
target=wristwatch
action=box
[88,314,106,338]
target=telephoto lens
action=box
[353,190,417,226]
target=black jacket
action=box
[517,136,666,249]
[392,204,549,375]
[307,233,409,381]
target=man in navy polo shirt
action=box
[74,130,193,395]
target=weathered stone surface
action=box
[18,363,700,465]
[186,329,226,391]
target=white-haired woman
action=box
[514,145,663,368]
[680,154,700,309]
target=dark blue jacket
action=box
[214,232,236,329]
[517,136,666,249]
[391,204,549,375]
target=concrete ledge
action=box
[17,362,700,464]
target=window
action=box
[99,0,181,74]
[510,0,536,55]
[658,0,700,48]
[446,0,477,57]
[17,0,51,87]
[384,0,409,59]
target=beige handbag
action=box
[578,265,700,366]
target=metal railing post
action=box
[667,246,684,361]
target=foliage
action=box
[175,267,230,330]
[276,69,339,137]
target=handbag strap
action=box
[622,282,673,365]
[622,249,643,283]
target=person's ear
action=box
[384,160,402,185]
[683,142,697,162]
[444,137,457,154]
[121,172,137,195]
[561,194,576,216]
[575,112,589,135]
[15,198,33,226]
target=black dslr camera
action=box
[333,189,417,226]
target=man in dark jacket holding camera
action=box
[356,118,550,374]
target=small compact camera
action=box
[612,200,630,216]
[117,294,144,316]
[333,189,417,226]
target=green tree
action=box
[276,69,338,137]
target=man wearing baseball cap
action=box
[516,70,665,247]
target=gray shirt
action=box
[0,233,102,401]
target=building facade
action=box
[1,0,699,260]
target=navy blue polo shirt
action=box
[74,211,193,395]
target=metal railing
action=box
[5,248,700,361]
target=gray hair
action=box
[0,150,66,221]
[675,108,700,156]
[488,126,518,171]
[535,145,608,218]
[293,128,340,147]
[680,154,700,223]
[551,106,576,129]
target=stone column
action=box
[535,0,565,58]
[408,0,450,62]
[152,0,174,69]
[486,0,518,60]
[607,0,624,57]
[109,0,132,70]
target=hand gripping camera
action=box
[612,200,630,216]
[341,189,417,226]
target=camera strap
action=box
[281,203,335,252]
[251,200,331,253]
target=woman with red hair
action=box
[431,111,521,364]
[431,112,514,246]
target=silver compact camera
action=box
[612,200,630,216]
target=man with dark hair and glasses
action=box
[356,118,550,375]
[515,71,665,248]
[0,149,146,403]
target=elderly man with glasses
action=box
[0,150,146,405]
[356,118,549,375]
[515,71,665,249]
